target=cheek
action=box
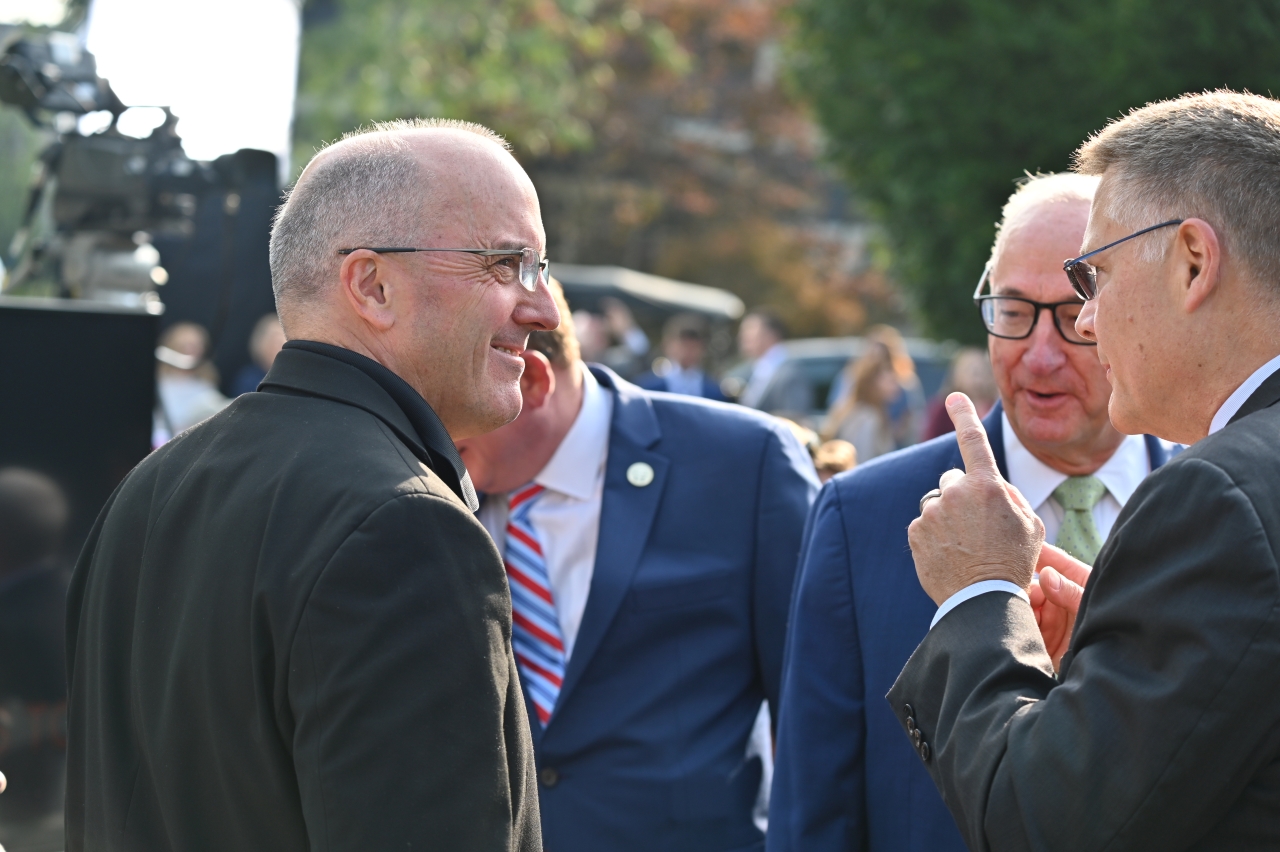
[987,341,1023,392]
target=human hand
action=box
[907,393,1045,605]
[1028,543,1091,671]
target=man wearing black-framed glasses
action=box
[770,173,1172,852]
[896,91,1280,852]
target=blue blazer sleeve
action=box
[754,424,821,713]
[768,483,866,852]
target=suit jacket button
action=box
[904,704,915,719]
[910,729,922,747]
[906,715,917,733]
[919,742,931,762]
[540,767,560,787]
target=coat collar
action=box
[259,342,477,509]
[1230,360,1280,426]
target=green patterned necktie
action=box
[1052,475,1108,564]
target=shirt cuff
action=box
[929,580,1030,630]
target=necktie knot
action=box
[1051,475,1107,564]
[1052,475,1107,512]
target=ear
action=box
[519,350,556,409]
[1175,218,1222,314]
[339,250,397,331]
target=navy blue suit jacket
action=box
[529,366,818,852]
[633,369,728,402]
[767,405,1170,852]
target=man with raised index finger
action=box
[66,119,559,851]
[894,90,1280,852]
[768,173,1171,852]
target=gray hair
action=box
[1074,90,1280,286]
[989,172,1099,268]
[269,118,510,318]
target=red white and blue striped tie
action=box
[505,483,565,725]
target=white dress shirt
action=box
[664,365,709,398]
[477,364,613,662]
[1209,352,1280,435]
[739,343,787,409]
[929,415,1151,629]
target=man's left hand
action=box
[1029,543,1091,671]
[907,393,1046,605]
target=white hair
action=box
[268,118,510,320]
[988,172,1100,268]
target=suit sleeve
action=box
[887,457,1280,852]
[768,484,868,852]
[288,493,540,852]
[753,424,820,713]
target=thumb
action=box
[947,393,999,479]
[1040,565,1085,615]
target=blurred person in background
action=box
[67,119,557,852]
[635,313,726,400]
[230,313,287,395]
[571,297,650,378]
[921,347,998,440]
[456,280,817,852]
[769,172,1173,852]
[737,308,813,415]
[813,440,856,484]
[822,342,898,464]
[152,321,231,444]
[827,326,926,448]
[0,468,70,852]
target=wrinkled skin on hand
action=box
[908,393,1046,606]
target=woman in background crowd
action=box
[823,342,899,464]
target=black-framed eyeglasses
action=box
[1062,219,1183,300]
[335,246,548,292]
[973,262,1094,346]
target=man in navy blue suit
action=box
[634,312,727,401]
[456,281,818,852]
[767,173,1173,852]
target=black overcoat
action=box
[65,342,540,851]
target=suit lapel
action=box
[550,367,668,722]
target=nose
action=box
[1076,298,1098,343]
[1021,306,1068,374]
[516,274,561,332]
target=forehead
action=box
[991,201,1089,302]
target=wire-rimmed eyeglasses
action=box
[973,262,1094,346]
[336,246,548,292]
[1062,219,1183,300]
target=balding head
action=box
[270,119,514,326]
[267,118,559,441]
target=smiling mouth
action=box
[491,344,523,357]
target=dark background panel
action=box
[0,298,157,557]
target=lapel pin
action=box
[626,462,654,487]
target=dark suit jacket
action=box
[887,367,1280,852]
[768,405,1170,852]
[528,367,818,852]
[65,342,539,852]
[633,369,728,402]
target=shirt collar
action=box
[1002,411,1150,510]
[535,363,613,501]
[1209,352,1280,435]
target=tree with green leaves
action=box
[789,0,1280,342]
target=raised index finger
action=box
[946,392,999,478]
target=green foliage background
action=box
[788,0,1280,342]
